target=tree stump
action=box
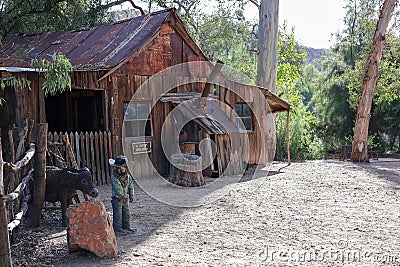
[169,154,205,187]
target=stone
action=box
[67,199,118,259]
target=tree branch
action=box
[96,0,145,15]
[248,0,260,9]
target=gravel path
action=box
[12,160,400,266]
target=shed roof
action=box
[0,9,179,70]
[160,92,243,134]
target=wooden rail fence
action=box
[1,140,35,267]
[47,131,113,185]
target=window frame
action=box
[235,102,253,132]
[123,102,153,139]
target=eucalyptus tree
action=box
[350,0,398,162]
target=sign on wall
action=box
[132,142,152,154]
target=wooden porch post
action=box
[286,110,291,165]
[28,123,47,227]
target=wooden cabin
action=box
[0,9,290,183]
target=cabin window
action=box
[124,102,152,137]
[235,103,252,131]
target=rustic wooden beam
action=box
[15,119,29,161]
[3,143,35,173]
[62,135,78,168]
[28,123,47,227]
[198,60,224,109]
[8,195,31,232]
[47,141,65,147]
[0,138,12,267]
[62,135,87,201]
[286,110,291,165]
[2,169,33,203]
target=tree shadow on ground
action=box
[325,159,400,186]
[13,162,289,266]
[357,160,400,186]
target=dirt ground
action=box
[11,159,400,266]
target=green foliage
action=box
[0,0,118,41]
[194,5,257,82]
[30,53,72,96]
[277,106,326,160]
[0,76,31,105]
[318,0,400,156]
[277,22,307,95]
[275,25,326,160]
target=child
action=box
[109,155,136,233]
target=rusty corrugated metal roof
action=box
[160,93,244,134]
[0,9,173,70]
[177,99,243,134]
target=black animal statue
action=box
[45,166,99,226]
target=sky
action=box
[117,0,348,49]
[244,0,347,49]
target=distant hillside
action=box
[306,47,328,71]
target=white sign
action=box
[132,142,151,154]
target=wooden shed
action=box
[0,9,290,183]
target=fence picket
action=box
[94,132,101,186]
[104,131,110,183]
[85,132,91,172]
[99,132,105,185]
[75,132,80,168]
[79,132,86,168]
[89,132,96,185]
[47,131,112,185]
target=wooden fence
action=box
[0,126,36,267]
[47,131,113,186]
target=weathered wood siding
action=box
[113,24,205,77]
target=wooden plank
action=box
[99,132,105,185]
[104,131,110,183]
[94,132,101,185]
[80,132,86,168]
[108,131,113,163]
[75,132,81,168]
[89,132,97,185]
[47,132,54,165]
[69,132,75,162]
[63,135,78,168]
[85,132,91,172]
[62,133,69,166]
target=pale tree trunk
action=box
[257,0,279,163]
[351,0,398,162]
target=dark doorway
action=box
[46,89,105,132]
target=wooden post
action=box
[62,135,86,201]
[63,135,78,168]
[286,110,291,165]
[198,60,224,109]
[38,76,46,123]
[0,138,13,267]
[28,123,47,227]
